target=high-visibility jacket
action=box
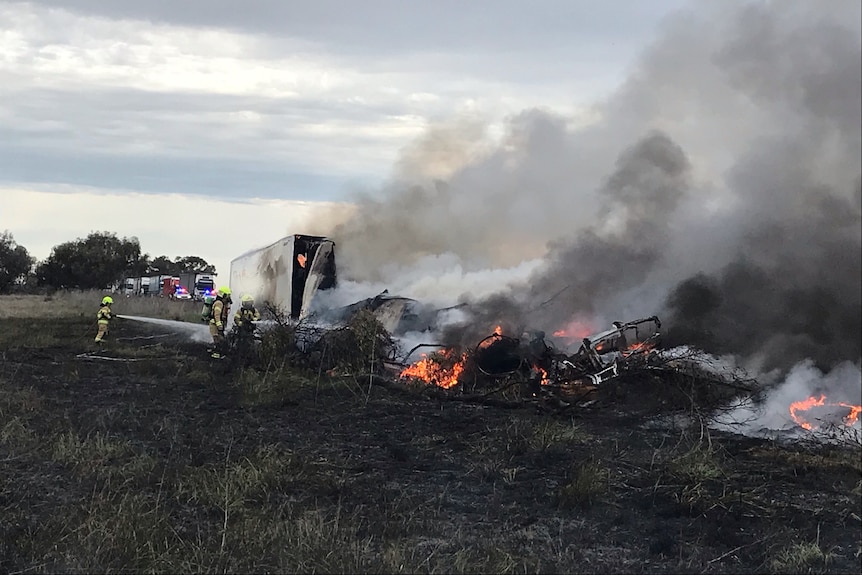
[234,307,261,327]
[97,304,114,324]
[210,298,230,328]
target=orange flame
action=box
[533,364,550,385]
[552,318,594,343]
[623,340,656,356]
[297,254,307,268]
[478,325,504,349]
[400,349,466,389]
[789,394,862,431]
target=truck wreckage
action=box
[224,234,765,411]
[397,316,665,396]
[121,232,859,430]
[229,234,451,334]
[227,234,669,397]
[115,231,861,429]
[475,316,662,386]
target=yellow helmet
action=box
[102,296,114,305]
[217,286,232,296]
[241,294,254,303]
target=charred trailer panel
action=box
[230,234,337,320]
[291,235,337,319]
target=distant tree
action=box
[36,231,144,290]
[131,254,150,277]
[0,231,35,293]
[148,255,179,275]
[147,255,216,275]
[175,255,216,274]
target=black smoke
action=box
[325,0,861,374]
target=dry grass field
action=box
[1,292,860,573]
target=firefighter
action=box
[94,295,116,343]
[231,294,261,364]
[233,294,261,331]
[208,286,232,358]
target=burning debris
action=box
[399,349,467,389]
[122,294,858,442]
[393,315,860,438]
[398,316,665,397]
[789,395,862,431]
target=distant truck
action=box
[193,273,216,299]
[161,276,179,296]
[121,273,216,298]
[174,272,216,300]
[230,234,336,319]
[122,275,164,296]
[123,277,142,295]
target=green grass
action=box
[770,540,831,574]
[235,366,314,407]
[177,445,306,509]
[0,417,38,451]
[558,460,609,509]
[530,419,587,450]
[0,292,201,322]
[668,444,723,483]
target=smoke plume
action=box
[322,0,861,376]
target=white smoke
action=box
[312,253,543,310]
[713,360,862,437]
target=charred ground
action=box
[1,296,860,574]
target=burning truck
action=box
[229,234,667,393]
[474,316,663,386]
[229,234,452,334]
[224,234,860,434]
[229,234,337,321]
[399,316,665,394]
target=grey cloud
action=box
[0,137,347,200]
[0,84,416,198]
[7,0,692,94]
[2,0,693,203]
[20,0,688,57]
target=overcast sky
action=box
[1,0,695,276]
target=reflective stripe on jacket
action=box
[97,305,113,324]
[210,299,229,325]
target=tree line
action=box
[0,230,216,293]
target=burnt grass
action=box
[1,316,860,574]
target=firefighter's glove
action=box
[216,322,223,329]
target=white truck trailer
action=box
[229,234,336,319]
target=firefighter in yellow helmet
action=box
[234,294,261,331]
[208,286,232,358]
[94,295,116,343]
[231,294,261,362]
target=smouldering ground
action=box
[1,294,860,574]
